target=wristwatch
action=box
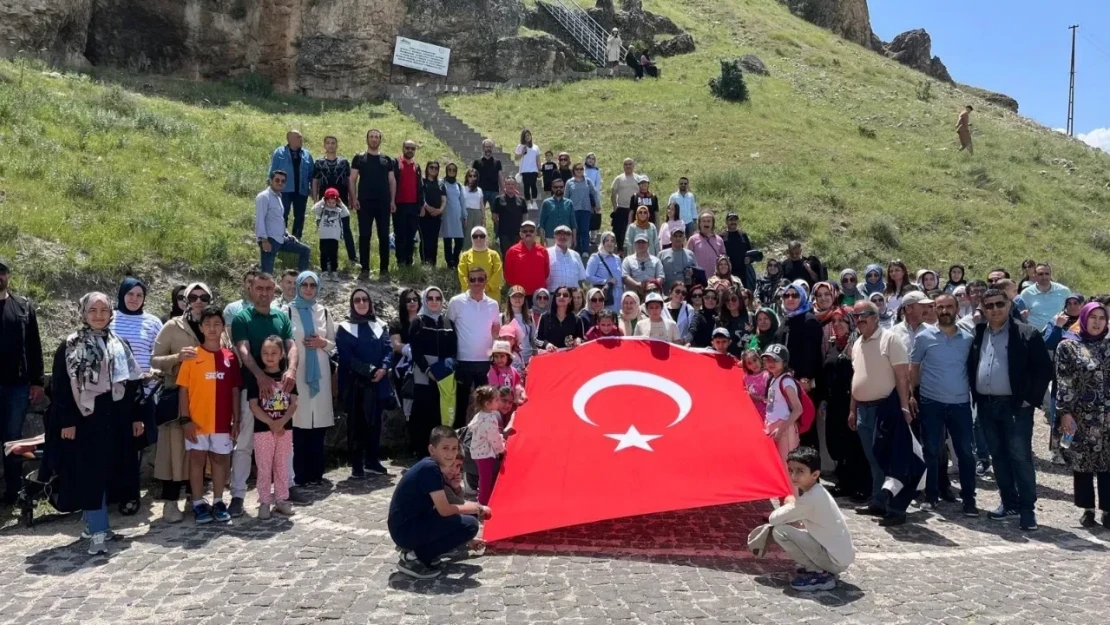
[177,416,192,426]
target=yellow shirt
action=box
[457,248,503,299]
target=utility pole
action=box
[1067,24,1078,136]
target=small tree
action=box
[709,59,749,103]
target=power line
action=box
[1079,33,1110,61]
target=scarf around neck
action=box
[66,292,142,415]
[290,271,322,398]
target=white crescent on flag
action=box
[571,370,693,428]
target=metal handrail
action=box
[542,0,627,65]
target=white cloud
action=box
[1075,127,1110,151]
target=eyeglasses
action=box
[302,282,318,289]
[589,297,605,303]
[427,295,443,302]
[556,293,570,298]
[188,294,212,303]
[468,276,487,284]
[982,301,1007,310]
[850,311,876,320]
[674,290,687,296]
[842,277,857,284]
[352,296,370,304]
[574,167,584,171]
[176,296,187,302]
[782,292,800,300]
[691,293,703,299]
[472,233,486,239]
[404,297,419,303]
[535,295,549,301]
[521,229,536,235]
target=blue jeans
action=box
[84,492,110,535]
[0,385,30,499]
[979,399,1037,512]
[259,237,311,274]
[574,211,592,254]
[281,192,309,239]
[972,404,991,462]
[483,190,499,211]
[855,403,885,507]
[919,398,976,505]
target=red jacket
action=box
[504,242,550,295]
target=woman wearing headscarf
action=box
[687,288,720,348]
[389,288,421,357]
[530,287,551,325]
[820,307,870,501]
[579,287,607,332]
[161,284,188,323]
[838,269,861,306]
[1043,294,1085,460]
[915,269,940,294]
[943,265,967,294]
[336,288,392,478]
[52,292,143,554]
[618,291,646,337]
[457,226,503,299]
[756,259,783,307]
[150,282,212,522]
[861,264,885,297]
[408,287,457,457]
[708,256,744,294]
[282,271,335,487]
[746,307,780,353]
[773,282,823,447]
[108,277,163,514]
[1055,302,1110,528]
[868,292,895,329]
[586,231,624,312]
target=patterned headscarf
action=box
[783,283,812,318]
[290,271,322,398]
[1076,302,1108,343]
[65,292,142,416]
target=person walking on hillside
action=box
[471,139,504,212]
[270,130,314,240]
[606,28,623,68]
[0,258,44,505]
[256,171,311,274]
[956,105,973,155]
[350,129,397,279]
[610,158,643,252]
[491,178,529,256]
[394,140,425,268]
[312,135,357,266]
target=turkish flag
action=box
[483,338,792,542]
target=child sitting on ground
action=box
[443,457,466,505]
[313,188,350,279]
[467,386,505,507]
[246,334,299,519]
[388,426,490,579]
[769,447,855,592]
[585,309,624,341]
[176,306,242,524]
[741,349,770,421]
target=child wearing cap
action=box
[762,343,802,461]
[313,188,350,279]
[487,339,525,406]
[466,386,505,505]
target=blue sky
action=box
[870,1,1110,150]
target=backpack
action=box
[777,375,816,434]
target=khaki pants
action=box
[772,525,846,574]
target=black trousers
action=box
[292,427,327,485]
[1074,471,1110,511]
[319,239,339,272]
[357,200,392,274]
[444,238,463,269]
[521,172,539,201]
[419,215,442,265]
[454,361,491,428]
[409,382,440,457]
[340,216,357,262]
[347,395,384,475]
[611,207,630,252]
[394,203,420,266]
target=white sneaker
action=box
[80,528,117,540]
[88,532,108,555]
[258,503,272,520]
[274,501,296,516]
[162,500,184,523]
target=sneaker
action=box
[212,501,231,523]
[162,500,184,523]
[939,489,958,503]
[258,503,272,520]
[854,504,885,517]
[349,471,367,481]
[987,505,1018,521]
[274,501,296,516]
[962,503,981,517]
[227,497,245,518]
[367,463,389,475]
[791,571,836,592]
[878,513,907,527]
[1019,510,1038,531]
[918,501,937,512]
[975,459,991,476]
[396,556,441,579]
[287,487,311,505]
[193,502,213,524]
[87,532,108,555]
[80,528,117,540]
[1079,510,1096,528]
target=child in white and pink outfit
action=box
[742,349,770,421]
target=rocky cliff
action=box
[777,0,873,50]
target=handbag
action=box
[153,384,179,427]
[599,255,617,306]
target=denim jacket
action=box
[269,145,315,196]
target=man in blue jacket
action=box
[269,130,315,239]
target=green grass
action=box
[441,0,1110,291]
[0,62,457,329]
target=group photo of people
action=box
[2,125,1109,591]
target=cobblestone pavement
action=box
[2,417,1109,625]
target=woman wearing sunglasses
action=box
[408,286,457,457]
[579,287,607,332]
[773,282,823,447]
[537,286,586,351]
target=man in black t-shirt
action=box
[491,178,529,255]
[349,129,396,277]
[312,136,356,264]
[780,240,823,286]
[471,139,504,211]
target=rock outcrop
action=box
[777,0,873,50]
[739,54,770,76]
[882,28,953,84]
[0,0,93,67]
[655,33,696,57]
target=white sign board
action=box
[393,36,451,77]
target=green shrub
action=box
[857,125,877,140]
[866,215,900,249]
[709,59,750,103]
[915,80,933,102]
[225,72,274,99]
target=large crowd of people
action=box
[2,126,1108,590]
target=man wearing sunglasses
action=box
[504,221,550,301]
[447,267,502,427]
[256,170,311,274]
[848,301,915,523]
[966,289,1052,531]
[546,225,587,292]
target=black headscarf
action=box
[349,287,375,324]
[116,277,146,316]
[163,284,187,323]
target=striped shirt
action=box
[546,245,587,291]
[110,312,164,373]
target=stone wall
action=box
[0,0,94,67]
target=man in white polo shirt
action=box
[546,224,587,291]
[447,265,501,427]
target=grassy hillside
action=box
[0,62,457,334]
[443,0,1110,290]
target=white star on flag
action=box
[604,425,662,452]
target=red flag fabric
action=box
[483,338,793,542]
